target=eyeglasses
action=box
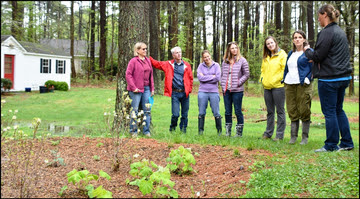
[228,42,237,45]
[142,48,147,51]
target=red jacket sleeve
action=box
[149,56,169,72]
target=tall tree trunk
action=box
[234,1,239,42]
[78,1,83,40]
[275,1,281,32]
[11,1,24,40]
[226,1,233,43]
[242,1,250,58]
[212,1,218,62]
[170,1,178,48]
[27,3,35,42]
[282,1,291,52]
[301,2,307,31]
[99,1,107,77]
[263,1,267,34]
[202,2,207,49]
[222,1,226,54]
[149,1,162,94]
[110,1,116,77]
[185,1,194,64]
[167,1,172,59]
[70,1,76,78]
[255,1,260,37]
[90,1,96,79]
[114,1,149,128]
[307,1,315,47]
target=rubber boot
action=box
[234,124,244,137]
[198,115,205,135]
[215,116,222,136]
[300,120,310,145]
[225,123,232,137]
[288,120,299,144]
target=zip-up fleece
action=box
[304,22,352,79]
[260,49,287,89]
[149,56,193,98]
[283,50,313,85]
[125,56,154,93]
[220,57,250,93]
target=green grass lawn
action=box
[1,83,359,198]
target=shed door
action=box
[4,55,15,89]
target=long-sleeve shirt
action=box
[197,61,221,93]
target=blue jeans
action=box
[170,91,190,131]
[223,90,244,125]
[318,80,354,151]
[129,86,151,135]
[198,92,221,117]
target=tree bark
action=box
[234,1,239,42]
[226,1,233,43]
[90,1,96,79]
[149,1,162,94]
[282,1,291,52]
[99,1,107,76]
[114,1,149,129]
[307,1,315,47]
[70,1,76,78]
[275,1,281,32]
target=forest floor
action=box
[1,137,274,198]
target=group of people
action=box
[125,4,354,152]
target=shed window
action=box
[56,60,66,74]
[40,58,51,73]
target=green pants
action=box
[285,83,312,122]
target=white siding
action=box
[1,37,71,91]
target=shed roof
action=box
[2,35,70,57]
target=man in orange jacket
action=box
[149,46,193,133]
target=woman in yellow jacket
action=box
[260,36,287,141]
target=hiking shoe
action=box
[338,146,354,151]
[145,133,151,137]
[262,135,271,139]
[314,147,330,152]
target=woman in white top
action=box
[282,30,313,145]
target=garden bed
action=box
[1,137,273,198]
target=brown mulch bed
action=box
[1,137,273,198]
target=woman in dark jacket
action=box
[304,4,354,152]
[283,30,313,145]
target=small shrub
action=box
[57,81,69,91]
[1,78,12,91]
[62,169,112,198]
[166,146,196,175]
[128,159,178,198]
[46,150,66,167]
[45,80,57,89]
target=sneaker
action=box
[131,133,138,138]
[314,147,330,152]
[338,146,354,151]
[145,133,151,137]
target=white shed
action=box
[1,35,71,92]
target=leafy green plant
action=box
[166,146,196,175]
[128,158,178,198]
[62,169,112,198]
[1,78,13,91]
[93,155,100,161]
[46,150,65,167]
[51,140,60,146]
[96,142,104,147]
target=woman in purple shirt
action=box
[220,42,250,137]
[125,42,154,137]
[197,50,222,136]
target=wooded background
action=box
[1,1,359,97]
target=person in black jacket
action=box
[304,4,354,152]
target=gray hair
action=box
[170,46,181,54]
[133,42,146,56]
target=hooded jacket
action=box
[260,49,287,89]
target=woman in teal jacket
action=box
[282,30,313,145]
